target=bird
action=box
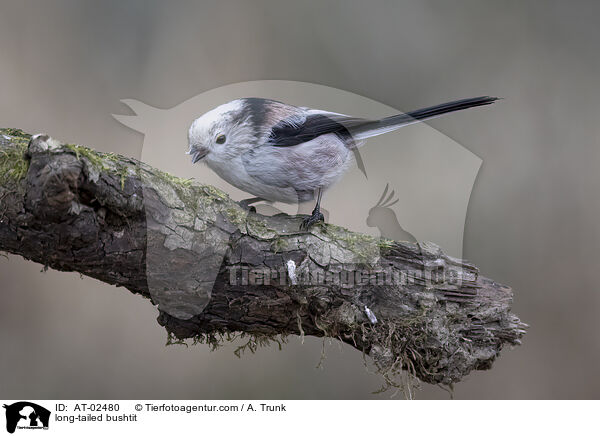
[187,96,498,229]
[367,183,417,243]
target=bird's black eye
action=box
[216,134,226,144]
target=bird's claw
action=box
[300,210,325,231]
[238,198,261,213]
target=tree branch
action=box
[0,128,527,390]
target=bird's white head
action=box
[187,99,257,165]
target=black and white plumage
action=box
[187,96,497,227]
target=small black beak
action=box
[188,147,208,163]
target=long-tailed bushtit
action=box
[188,96,497,229]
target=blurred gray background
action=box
[1,0,599,399]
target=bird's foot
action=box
[300,208,325,231]
[238,197,263,213]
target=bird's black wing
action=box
[266,111,366,148]
[267,96,499,145]
[265,110,369,178]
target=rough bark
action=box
[0,128,527,389]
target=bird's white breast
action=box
[206,154,299,203]
[206,133,354,204]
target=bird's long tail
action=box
[350,96,498,140]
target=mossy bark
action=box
[0,128,527,389]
